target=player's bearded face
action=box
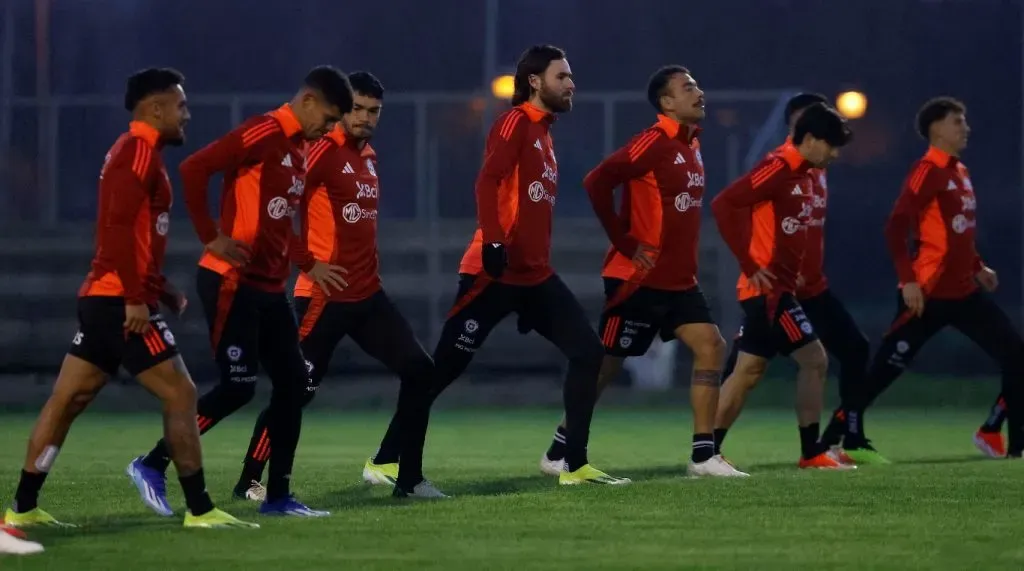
[342,94,382,140]
[536,59,574,113]
[157,86,189,147]
[667,74,705,122]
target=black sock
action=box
[981,395,1007,433]
[713,428,729,455]
[799,423,823,459]
[142,441,172,473]
[821,408,846,447]
[265,393,302,503]
[13,470,47,513]
[691,433,714,463]
[844,408,864,442]
[546,426,567,461]
[562,356,599,473]
[179,469,214,516]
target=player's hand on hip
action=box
[124,303,152,335]
[901,282,925,316]
[795,274,806,290]
[205,234,252,267]
[976,266,999,292]
[632,244,659,271]
[748,268,776,294]
[309,261,349,294]
[482,242,507,279]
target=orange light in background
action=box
[836,91,868,119]
[491,75,515,99]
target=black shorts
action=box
[599,280,715,357]
[435,273,599,366]
[736,292,817,359]
[67,296,179,377]
[295,290,430,386]
[196,268,309,391]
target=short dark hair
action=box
[784,92,828,126]
[793,102,852,147]
[512,45,567,105]
[124,68,184,111]
[348,71,384,100]
[916,97,966,139]
[304,65,354,114]
[646,65,691,113]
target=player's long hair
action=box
[512,45,566,106]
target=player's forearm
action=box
[584,170,636,257]
[108,226,145,303]
[712,190,759,276]
[180,160,220,245]
[475,177,505,243]
[884,212,917,284]
[288,228,317,273]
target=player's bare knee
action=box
[795,343,829,378]
[732,357,768,389]
[694,332,727,365]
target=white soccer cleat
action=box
[687,455,751,478]
[393,480,449,499]
[0,526,44,555]
[539,454,565,477]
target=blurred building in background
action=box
[0,0,1020,388]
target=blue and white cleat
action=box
[126,456,174,517]
[259,496,330,517]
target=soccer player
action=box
[368,45,628,495]
[720,93,870,465]
[5,68,254,529]
[535,65,745,478]
[229,71,434,500]
[127,66,353,517]
[827,97,1024,458]
[711,102,853,470]
[0,525,42,556]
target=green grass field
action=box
[0,408,1021,570]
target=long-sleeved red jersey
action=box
[79,121,172,306]
[182,104,307,292]
[459,102,558,285]
[711,141,815,300]
[585,114,705,291]
[796,167,829,299]
[885,146,983,299]
[293,125,382,302]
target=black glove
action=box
[482,242,507,279]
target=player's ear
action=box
[528,73,542,94]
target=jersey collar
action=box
[656,114,701,143]
[518,102,555,125]
[326,124,375,157]
[268,104,303,138]
[924,146,957,167]
[129,121,161,148]
[779,141,810,171]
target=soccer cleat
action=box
[392,480,449,499]
[183,508,259,529]
[687,455,751,478]
[798,452,855,470]
[539,453,565,477]
[0,525,44,555]
[973,429,1006,458]
[843,441,891,465]
[234,480,266,502]
[259,496,330,517]
[829,446,857,466]
[558,464,631,485]
[362,458,399,486]
[3,507,76,528]
[126,455,174,517]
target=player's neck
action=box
[130,115,164,147]
[526,96,553,114]
[930,140,960,158]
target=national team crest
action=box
[694,149,703,168]
[818,172,827,190]
[366,158,377,178]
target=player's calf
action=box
[543,356,623,472]
[792,341,830,460]
[714,352,768,454]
